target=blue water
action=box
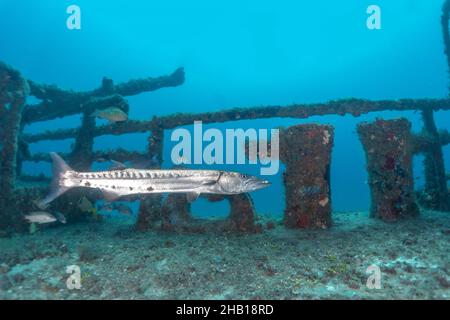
[1,0,449,216]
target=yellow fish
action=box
[91,107,128,123]
[77,197,97,215]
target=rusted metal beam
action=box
[419,109,450,211]
[23,128,78,143]
[91,67,185,97]
[154,98,450,129]
[19,174,50,183]
[93,120,153,137]
[26,149,148,164]
[23,68,185,123]
[21,99,450,152]
[23,120,153,143]
[22,93,129,124]
[0,62,29,229]
[411,129,450,154]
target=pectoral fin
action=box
[186,192,200,203]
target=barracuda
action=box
[40,153,270,207]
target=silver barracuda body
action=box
[40,153,270,206]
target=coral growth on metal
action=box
[358,119,419,221]
[281,124,334,229]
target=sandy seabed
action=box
[0,210,449,299]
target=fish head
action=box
[217,172,270,194]
[54,212,67,224]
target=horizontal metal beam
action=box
[23,120,153,143]
[25,149,149,164]
[412,130,450,154]
[23,68,185,123]
[19,175,50,183]
[154,98,450,129]
[22,94,129,124]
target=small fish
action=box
[77,196,96,214]
[114,203,133,216]
[29,223,38,234]
[54,212,67,224]
[24,212,57,224]
[91,107,128,123]
[33,199,49,210]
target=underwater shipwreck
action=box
[1,67,449,234]
[0,0,450,302]
[1,13,450,236]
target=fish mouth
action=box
[245,177,271,192]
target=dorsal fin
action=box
[186,192,200,203]
[109,160,127,171]
[102,190,121,202]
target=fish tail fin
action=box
[39,152,74,207]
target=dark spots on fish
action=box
[129,187,134,191]
[112,185,116,189]
[84,181,91,187]
[147,186,154,191]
